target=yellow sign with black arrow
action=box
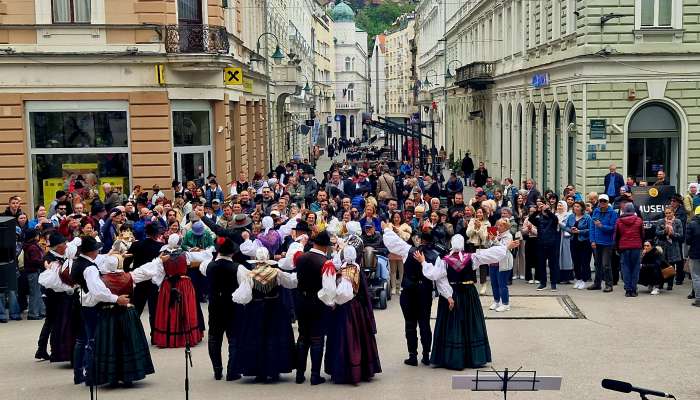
[224,67,243,85]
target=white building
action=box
[369,34,387,119]
[385,14,418,124]
[331,1,369,139]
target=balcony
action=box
[417,90,432,104]
[336,101,362,110]
[455,61,495,90]
[164,24,231,71]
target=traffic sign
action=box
[224,67,243,85]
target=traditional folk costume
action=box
[92,255,154,386]
[198,237,242,381]
[293,231,333,385]
[231,247,297,382]
[421,235,512,370]
[130,234,211,348]
[382,228,440,366]
[319,246,381,384]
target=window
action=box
[345,57,351,71]
[347,87,354,102]
[27,102,129,209]
[52,0,91,23]
[636,0,680,29]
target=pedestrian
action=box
[486,218,514,312]
[556,200,574,284]
[473,162,488,188]
[461,153,474,187]
[685,206,700,306]
[615,203,644,297]
[564,201,593,289]
[588,194,618,292]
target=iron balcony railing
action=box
[454,61,495,90]
[165,24,229,54]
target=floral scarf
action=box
[249,264,278,293]
[443,251,472,272]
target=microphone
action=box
[602,379,675,399]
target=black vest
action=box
[44,251,65,265]
[70,256,96,294]
[401,245,439,289]
[206,258,239,306]
[296,251,326,295]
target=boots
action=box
[421,352,430,366]
[213,368,223,381]
[309,337,326,385]
[403,353,418,366]
[295,338,309,384]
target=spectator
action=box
[555,201,573,284]
[615,203,644,297]
[684,183,699,218]
[473,162,488,188]
[48,190,68,217]
[531,197,560,291]
[654,170,669,186]
[22,229,45,320]
[467,207,490,294]
[50,201,70,227]
[655,206,683,291]
[589,194,618,292]
[205,179,225,206]
[28,205,48,229]
[3,196,22,219]
[564,201,593,290]
[603,163,624,203]
[524,179,541,208]
[639,241,664,295]
[686,206,700,306]
[483,177,498,198]
[377,167,397,200]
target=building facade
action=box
[0,0,280,210]
[331,1,369,139]
[313,9,336,149]
[370,34,387,119]
[437,0,699,195]
[385,13,417,124]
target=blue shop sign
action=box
[531,73,550,88]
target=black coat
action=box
[461,156,474,175]
[473,168,488,188]
[129,237,163,270]
[206,258,240,317]
[687,216,700,259]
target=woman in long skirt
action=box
[556,201,574,283]
[319,246,381,384]
[231,248,297,382]
[418,234,519,370]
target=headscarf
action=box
[556,200,570,223]
[160,233,181,252]
[622,203,637,216]
[346,221,362,236]
[256,216,282,255]
[262,216,274,235]
[342,245,357,267]
[443,234,471,272]
[450,234,465,253]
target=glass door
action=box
[174,150,211,187]
[172,105,212,187]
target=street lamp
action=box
[422,69,439,87]
[444,60,461,80]
[254,32,285,65]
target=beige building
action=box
[313,9,336,149]
[385,14,417,124]
[0,0,307,210]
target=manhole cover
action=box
[482,295,586,320]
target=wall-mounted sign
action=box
[531,72,550,88]
[590,119,606,140]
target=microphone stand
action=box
[175,283,193,400]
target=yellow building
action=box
[0,0,288,209]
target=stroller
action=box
[362,246,390,310]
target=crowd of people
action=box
[1,143,699,391]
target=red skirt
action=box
[152,276,203,348]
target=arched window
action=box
[552,103,562,192]
[628,102,681,186]
[528,104,537,179]
[540,104,548,190]
[566,104,577,186]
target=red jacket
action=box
[614,214,644,250]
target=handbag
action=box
[660,262,676,280]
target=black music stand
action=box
[452,367,562,400]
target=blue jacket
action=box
[563,213,593,242]
[204,187,224,206]
[590,207,618,246]
[603,172,624,199]
[446,178,464,195]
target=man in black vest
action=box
[203,237,241,381]
[128,222,162,339]
[36,232,68,360]
[71,236,130,385]
[383,223,440,366]
[294,230,332,385]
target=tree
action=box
[355,2,414,51]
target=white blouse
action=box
[231,265,298,305]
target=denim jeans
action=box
[489,265,510,305]
[690,259,700,300]
[26,272,45,318]
[620,249,641,292]
[0,290,21,320]
[593,245,613,287]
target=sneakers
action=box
[536,285,546,291]
[527,280,535,284]
[577,281,586,290]
[519,275,526,280]
[489,302,501,310]
[603,286,613,293]
[479,285,487,295]
[587,284,602,291]
[572,280,580,289]
[550,287,558,292]
[495,304,511,312]
[651,288,660,295]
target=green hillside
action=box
[354,2,415,52]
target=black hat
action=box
[24,228,39,242]
[145,222,159,237]
[48,232,67,248]
[293,219,312,233]
[90,201,105,215]
[232,214,252,228]
[79,236,103,253]
[215,236,238,256]
[313,230,332,247]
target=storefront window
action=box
[28,106,130,208]
[628,103,680,186]
[173,111,211,146]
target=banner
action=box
[631,185,675,228]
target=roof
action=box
[331,1,355,22]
